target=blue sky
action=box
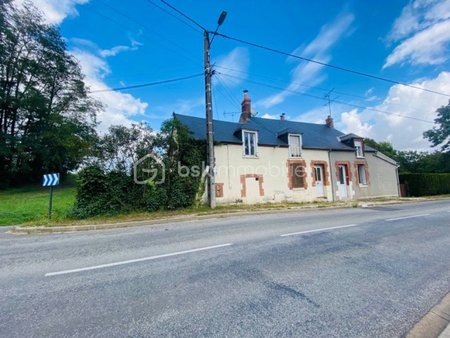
[14,0,450,150]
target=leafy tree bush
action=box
[399,173,450,196]
[0,1,100,187]
[71,118,206,218]
[424,101,450,153]
[365,138,449,173]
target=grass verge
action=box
[0,186,76,225]
[1,186,449,227]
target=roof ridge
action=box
[175,113,334,129]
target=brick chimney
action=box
[280,113,286,121]
[325,115,334,128]
[239,90,251,123]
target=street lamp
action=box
[204,11,227,208]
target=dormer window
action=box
[242,130,258,157]
[289,134,302,157]
[354,139,364,158]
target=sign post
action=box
[42,173,60,220]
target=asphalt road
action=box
[0,200,449,337]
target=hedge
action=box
[399,173,450,196]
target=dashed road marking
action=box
[45,243,233,277]
[280,224,358,237]
[385,214,430,222]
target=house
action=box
[174,90,400,204]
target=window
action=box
[243,130,257,157]
[289,134,302,157]
[290,163,305,188]
[357,164,367,185]
[355,140,364,158]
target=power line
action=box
[96,0,199,65]
[217,72,435,124]
[214,75,241,107]
[159,0,207,32]
[213,64,432,113]
[214,65,371,102]
[146,0,202,33]
[213,32,450,98]
[90,73,203,93]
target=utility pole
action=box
[204,11,227,209]
[204,30,216,208]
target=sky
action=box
[12,0,450,151]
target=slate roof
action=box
[174,113,376,152]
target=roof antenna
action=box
[324,88,339,117]
[223,111,238,120]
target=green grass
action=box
[0,186,76,225]
[2,185,449,227]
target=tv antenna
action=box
[324,88,339,117]
[223,111,238,120]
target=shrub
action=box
[70,119,206,218]
[399,173,450,196]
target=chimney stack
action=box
[239,90,251,123]
[280,113,286,121]
[325,115,334,128]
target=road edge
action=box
[406,292,450,338]
[9,198,449,235]
[9,204,349,234]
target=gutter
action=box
[328,149,335,202]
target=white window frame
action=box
[357,163,368,186]
[354,140,364,158]
[288,134,302,157]
[242,130,258,157]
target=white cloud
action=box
[14,1,148,132]
[214,47,249,87]
[339,109,373,136]
[384,19,450,68]
[364,87,378,102]
[294,105,343,125]
[71,48,148,132]
[14,0,89,25]
[100,39,142,57]
[260,113,278,120]
[385,0,450,68]
[337,71,450,150]
[258,13,354,109]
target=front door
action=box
[314,165,325,197]
[245,176,260,204]
[338,164,348,199]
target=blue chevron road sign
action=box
[42,173,60,187]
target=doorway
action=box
[337,164,348,199]
[314,165,325,197]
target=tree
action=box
[0,1,100,186]
[93,123,155,172]
[364,138,449,173]
[364,139,398,161]
[424,100,450,152]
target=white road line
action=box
[385,214,430,222]
[280,224,358,237]
[45,243,232,277]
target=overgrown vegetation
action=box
[70,119,206,218]
[424,100,450,153]
[399,173,450,196]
